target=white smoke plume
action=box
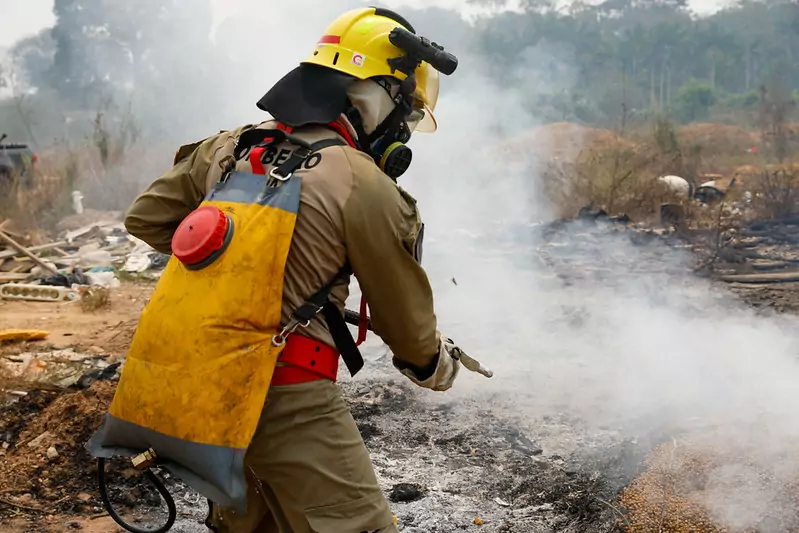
[180,2,799,527]
[7,1,799,529]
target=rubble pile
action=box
[714,218,799,278]
[694,217,799,313]
[1,349,120,392]
[0,212,168,303]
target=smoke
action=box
[203,2,799,527]
[9,1,799,529]
[385,6,799,532]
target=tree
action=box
[674,80,717,122]
[10,29,56,93]
[48,0,213,108]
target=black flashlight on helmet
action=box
[367,24,459,181]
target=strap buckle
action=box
[271,317,311,347]
[268,167,293,182]
[268,146,312,184]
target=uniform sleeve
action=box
[124,132,230,254]
[342,150,440,372]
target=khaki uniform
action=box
[124,120,441,532]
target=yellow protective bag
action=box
[88,129,336,511]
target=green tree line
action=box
[461,0,799,125]
[2,0,798,142]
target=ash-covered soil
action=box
[5,216,799,531]
[341,369,636,533]
[0,361,637,532]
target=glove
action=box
[396,336,462,392]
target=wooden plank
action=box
[0,273,31,282]
[0,240,69,260]
[720,271,799,284]
[750,260,789,271]
[0,230,59,276]
[0,219,24,241]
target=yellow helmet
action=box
[301,7,440,133]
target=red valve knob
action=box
[172,205,231,267]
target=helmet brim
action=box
[256,64,355,127]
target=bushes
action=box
[748,166,799,220]
[674,80,718,123]
[539,112,799,231]
[542,116,703,221]
[0,104,168,232]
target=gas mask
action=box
[346,77,424,181]
[367,109,416,180]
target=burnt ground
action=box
[0,363,635,532]
[342,375,636,533]
[3,218,799,531]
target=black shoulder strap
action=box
[271,134,362,376]
[322,301,364,377]
[291,263,351,323]
[235,129,348,177]
[289,261,364,378]
[272,137,348,179]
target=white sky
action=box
[0,0,732,48]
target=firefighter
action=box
[89,6,476,533]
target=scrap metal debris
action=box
[0,213,168,304]
[1,349,119,391]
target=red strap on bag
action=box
[356,296,369,346]
[250,147,266,175]
[249,123,293,175]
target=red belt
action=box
[271,334,340,386]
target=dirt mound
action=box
[0,382,118,515]
[677,123,757,155]
[621,437,799,532]
[537,122,625,148]
[733,164,762,178]
[497,122,630,164]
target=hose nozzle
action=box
[452,349,493,379]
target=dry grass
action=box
[78,285,112,312]
[0,143,169,235]
[0,106,173,235]
[541,120,702,221]
[541,143,673,221]
[539,119,799,228]
[621,436,799,533]
[677,123,758,156]
[746,166,799,220]
[621,441,726,533]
